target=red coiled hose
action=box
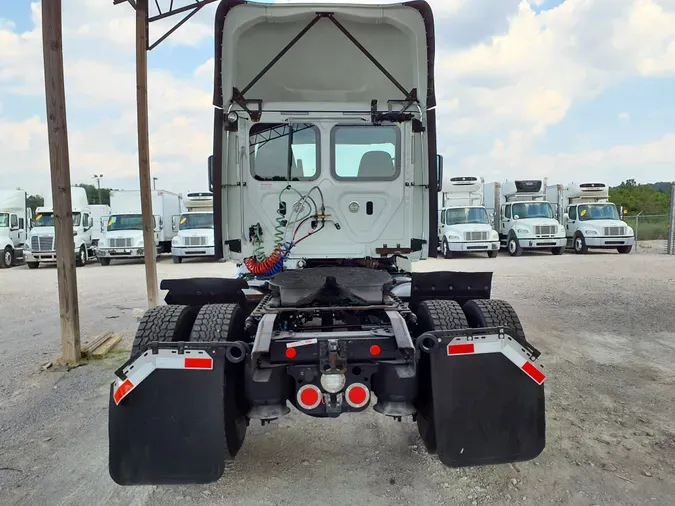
[244,247,283,276]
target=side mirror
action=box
[101,217,108,233]
[436,154,444,193]
[172,215,179,232]
[88,217,94,228]
[513,214,520,220]
[563,213,569,221]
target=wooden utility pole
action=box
[136,0,159,308]
[41,0,81,362]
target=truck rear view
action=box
[108,1,546,485]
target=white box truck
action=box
[25,186,95,269]
[97,189,181,266]
[546,182,634,254]
[89,204,111,248]
[484,179,566,256]
[0,189,31,268]
[438,177,500,258]
[171,191,215,263]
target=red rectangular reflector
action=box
[184,357,213,369]
[447,343,475,355]
[113,379,134,404]
[522,361,546,385]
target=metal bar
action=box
[148,0,218,22]
[239,13,325,96]
[41,0,82,363]
[135,0,159,307]
[154,0,161,15]
[326,14,411,98]
[148,3,203,50]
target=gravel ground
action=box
[1,250,674,506]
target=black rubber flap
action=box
[109,355,226,485]
[429,346,545,467]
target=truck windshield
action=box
[0,213,8,227]
[107,214,152,231]
[179,213,213,230]
[512,202,553,219]
[34,213,54,227]
[445,207,489,225]
[578,204,620,221]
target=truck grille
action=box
[604,226,626,236]
[185,236,208,246]
[32,235,54,251]
[108,238,133,248]
[534,225,557,236]
[464,231,489,242]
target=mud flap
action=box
[109,346,231,485]
[420,329,545,467]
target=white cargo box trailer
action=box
[0,189,30,268]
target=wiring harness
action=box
[244,185,327,277]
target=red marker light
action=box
[297,384,322,410]
[370,345,381,356]
[345,383,370,408]
[285,347,297,359]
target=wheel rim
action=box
[443,241,447,255]
[4,251,11,265]
[575,238,582,251]
[509,240,516,253]
[80,248,86,264]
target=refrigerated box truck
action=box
[0,189,31,268]
[96,189,181,266]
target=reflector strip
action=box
[112,348,215,405]
[113,379,134,404]
[184,357,213,369]
[447,343,475,355]
[287,338,318,349]
[445,333,546,385]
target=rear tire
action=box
[130,305,198,359]
[463,299,527,344]
[414,300,469,454]
[189,304,247,459]
[1,246,13,268]
[27,261,39,269]
[617,245,632,254]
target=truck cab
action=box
[485,180,566,256]
[438,177,499,258]
[25,187,95,269]
[97,212,162,266]
[172,191,215,263]
[547,182,634,254]
[0,189,30,268]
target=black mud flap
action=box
[419,328,545,467]
[109,346,231,485]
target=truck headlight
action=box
[447,234,461,241]
[491,231,499,240]
[627,227,634,236]
[517,228,529,235]
[24,241,31,251]
[558,226,565,234]
[172,237,181,246]
[584,229,598,236]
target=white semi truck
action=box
[484,179,566,256]
[109,1,546,486]
[171,191,215,263]
[438,176,499,258]
[97,189,181,266]
[546,182,634,254]
[25,186,95,269]
[0,189,31,268]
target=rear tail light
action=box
[345,383,370,408]
[297,384,322,410]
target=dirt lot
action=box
[1,251,674,506]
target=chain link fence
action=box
[624,186,675,255]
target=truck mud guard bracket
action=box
[409,271,492,309]
[160,277,249,306]
[417,327,545,467]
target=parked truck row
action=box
[439,178,634,257]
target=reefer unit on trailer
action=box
[171,191,215,263]
[24,186,95,269]
[96,189,181,266]
[438,177,499,258]
[483,179,566,256]
[546,182,634,254]
[0,189,31,268]
[108,1,546,487]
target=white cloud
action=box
[618,112,630,121]
[1,0,675,200]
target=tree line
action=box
[609,179,673,216]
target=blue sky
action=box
[0,0,674,198]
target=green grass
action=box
[623,216,670,241]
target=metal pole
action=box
[41,0,81,363]
[635,211,643,253]
[136,0,159,308]
[97,177,102,204]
